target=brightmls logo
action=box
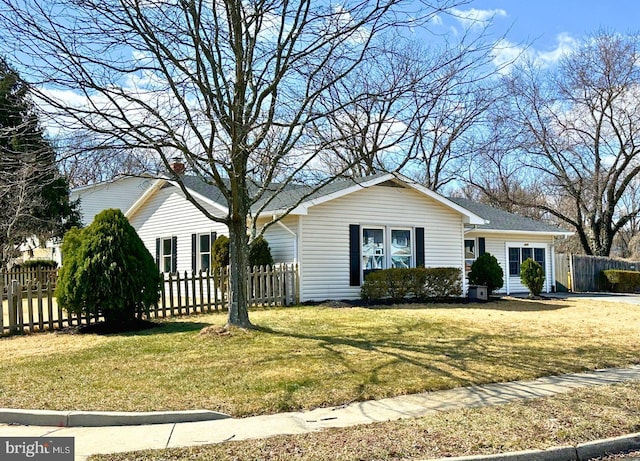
[0,437,74,461]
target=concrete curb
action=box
[0,408,230,427]
[577,432,640,460]
[421,433,640,461]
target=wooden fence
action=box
[1,264,298,335]
[555,253,640,292]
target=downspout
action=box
[275,218,298,264]
[275,217,299,304]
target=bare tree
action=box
[56,131,162,187]
[314,24,503,193]
[468,31,640,256]
[0,0,465,326]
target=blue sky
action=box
[460,1,640,54]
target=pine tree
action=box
[0,57,79,267]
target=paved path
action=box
[1,365,639,461]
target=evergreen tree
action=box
[55,209,161,325]
[0,57,79,267]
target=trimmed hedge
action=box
[361,267,462,302]
[18,259,58,269]
[599,269,640,293]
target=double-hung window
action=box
[362,228,385,277]
[390,229,412,269]
[509,247,545,276]
[362,227,413,278]
[464,239,476,275]
[198,233,212,271]
[160,237,174,273]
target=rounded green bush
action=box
[520,258,545,296]
[249,235,274,267]
[212,235,230,271]
[55,208,161,325]
[468,252,504,294]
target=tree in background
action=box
[0,57,79,268]
[468,31,640,256]
[55,209,161,327]
[0,0,467,328]
[315,26,503,193]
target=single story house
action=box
[70,173,572,300]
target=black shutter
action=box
[209,232,217,271]
[415,227,425,267]
[478,237,486,256]
[191,233,197,271]
[349,224,360,286]
[171,236,178,274]
[155,238,160,270]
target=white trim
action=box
[125,178,166,219]
[466,228,573,237]
[70,173,154,193]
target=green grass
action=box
[1,297,639,416]
[90,381,640,461]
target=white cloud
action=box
[450,8,507,29]
[491,33,579,74]
[537,33,578,66]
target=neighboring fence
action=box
[1,267,58,287]
[1,264,298,335]
[555,253,640,292]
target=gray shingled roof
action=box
[177,174,387,213]
[448,197,570,234]
[174,175,569,235]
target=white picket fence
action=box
[1,264,298,335]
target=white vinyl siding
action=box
[298,184,465,301]
[260,215,298,264]
[128,186,228,274]
[71,176,153,226]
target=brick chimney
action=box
[170,157,186,175]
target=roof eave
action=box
[465,228,574,237]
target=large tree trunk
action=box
[226,183,252,329]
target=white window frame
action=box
[362,227,386,277]
[361,226,415,280]
[197,233,212,272]
[389,227,413,269]
[160,237,174,274]
[464,238,477,276]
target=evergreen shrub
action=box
[211,235,230,271]
[520,258,545,296]
[600,269,640,293]
[468,252,504,294]
[361,267,462,302]
[55,209,161,325]
[249,235,274,267]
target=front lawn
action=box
[0,297,639,416]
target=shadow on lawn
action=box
[350,297,570,313]
[253,320,589,395]
[77,320,211,336]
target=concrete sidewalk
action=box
[1,365,639,461]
